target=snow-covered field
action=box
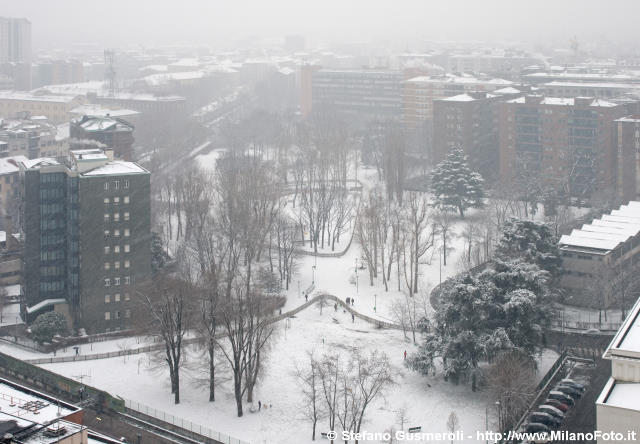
[37,302,558,444]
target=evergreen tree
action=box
[407,258,551,383]
[31,312,68,344]
[431,148,484,218]
[494,218,561,277]
[151,231,166,274]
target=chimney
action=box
[105,149,114,161]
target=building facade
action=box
[70,115,134,160]
[596,295,640,443]
[432,91,504,180]
[310,69,403,123]
[559,202,640,308]
[0,17,31,64]
[499,96,633,200]
[0,92,86,125]
[616,116,640,202]
[21,150,150,333]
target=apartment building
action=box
[0,92,86,125]
[498,95,633,200]
[21,149,150,333]
[615,116,640,202]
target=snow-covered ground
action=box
[39,303,558,444]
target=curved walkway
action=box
[24,293,403,365]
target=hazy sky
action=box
[1,0,639,52]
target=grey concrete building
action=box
[20,149,150,333]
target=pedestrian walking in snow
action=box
[258,400,262,411]
[351,298,354,306]
[334,303,337,312]
[305,294,308,302]
[352,313,355,323]
[404,350,407,360]
[346,297,351,305]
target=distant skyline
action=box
[1,0,639,53]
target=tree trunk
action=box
[208,344,215,402]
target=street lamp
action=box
[495,401,501,432]
[312,265,316,285]
[374,294,377,312]
[355,258,359,293]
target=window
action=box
[105,294,111,303]
[125,309,131,318]
[115,261,120,269]
[124,260,130,269]
[124,244,130,253]
[115,311,121,319]
[124,292,130,301]
[104,278,110,287]
[114,213,120,222]
[114,245,120,253]
[115,293,121,302]
[114,180,119,189]
[105,312,111,320]
[104,230,110,238]
[124,228,130,237]
[113,197,120,204]
[104,182,109,190]
[114,229,120,237]
[114,277,120,286]
[124,180,129,189]
[104,197,110,204]
[104,214,110,222]
[104,246,110,254]
[104,262,110,270]
[124,276,130,285]
[124,196,130,204]
[124,212,129,221]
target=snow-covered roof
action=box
[543,80,640,90]
[20,158,60,169]
[70,105,140,118]
[81,161,148,176]
[1,284,20,297]
[0,155,28,175]
[616,116,640,123]
[440,93,475,102]
[0,91,82,103]
[492,86,521,94]
[560,201,640,252]
[26,298,67,314]
[143,71,206,86]
[508,96,619,107]
[405,75,513,86]
[597,379,640,411]
[604,294,640,360]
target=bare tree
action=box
[396,405,410,431]
[401,192,435,296]
[486,351,537,431]
[435,210,455,267]
[296,352,325,440]
[138,273,195,404]
[446,411,460,444]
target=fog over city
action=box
[1,1,640,444]
[1,0,640,50]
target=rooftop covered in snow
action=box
[80,161,149,177]
[560,202,640,253]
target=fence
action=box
[550,319,622,333]
[123,398,250,444]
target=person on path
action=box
[404,350,407,360]
[305,294,308,302]
[334,303,337,312]
[352,313,355,323]
[258,400,262,411]
[351,298,354,306]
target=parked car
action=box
[524,423,550,434]
[560,379,586,391]
[538,404,565,419]
[548,391,575,406]
[556,384,583,399]
[529,412,561,428]
[543,399,569,412]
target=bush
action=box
[31,312,68,344]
